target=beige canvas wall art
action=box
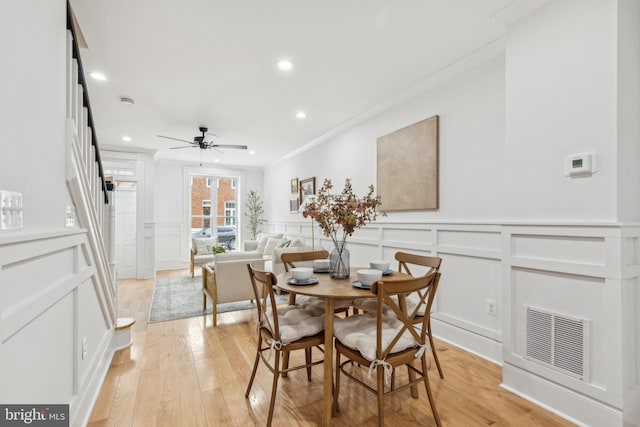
[377,115,439,211]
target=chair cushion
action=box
[352,293,427,316]
[264,304,325,344]
[193,237,217,255]
[333,313,417,362]
[297,296,352,312]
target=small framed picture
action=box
[289,197,299,213]
[290,178,298,194]
[299,177,316,202]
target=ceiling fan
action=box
[157,126,248,154]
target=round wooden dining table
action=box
[276,267,412,426]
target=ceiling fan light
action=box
[249,150,256,155]
[122,136,132,142]
[296,111,307,119]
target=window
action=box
[190,174,239,241]
[224,201,236,225]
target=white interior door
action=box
[115,185,137,279]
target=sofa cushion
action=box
[193,237,217,255]
[215,251,263,263]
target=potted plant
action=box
[302,179,383,278]
[245,190,266,240]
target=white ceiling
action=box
[70,0,511,168]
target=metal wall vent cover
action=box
[524,306,590,381]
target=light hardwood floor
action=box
[88,269,575,426]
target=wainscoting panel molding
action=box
[0,229,115,427]
[266,220,640,425]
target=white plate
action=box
[352,281,372,290]
[382,269,394,276]
[287,277,319,286]
[313,268,330,273]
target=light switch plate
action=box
[1,191,23,230]
[65,203,76,227]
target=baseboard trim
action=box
[431,317,502,365]
[502,363,624,427]
[71,330,115,427]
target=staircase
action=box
[65,3,116,328]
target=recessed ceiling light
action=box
[121,136,132,142]
[89,71,107,81]
[296,111,307,119]
[277,59,293,71]
[214,158,220,163]
[249,150,256,155]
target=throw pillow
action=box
[263,237,286,256]
[255,233,283,253]
[278,239,291,248]
[289,238,304,248]
[194,237,216,255]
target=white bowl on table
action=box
[314,259,330,270]
[357,269,383,287]
[369,260,390,271]
[291,267,313,281]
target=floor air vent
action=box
[524,306,590,381]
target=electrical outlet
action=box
[82,337,88,360]
[486,299,497,316]
[0,191,23,230]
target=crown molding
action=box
[272,37,505,167]
[492,0,552,27]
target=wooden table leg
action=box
[322,298,334,427]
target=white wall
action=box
[154,159,263,270]
[617,0,640,221]
[504,0,618,221]
[0,0,71,230]
[265,53,506,223]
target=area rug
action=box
[148,275,288,323]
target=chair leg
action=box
[377,364,385,427]
[281,351,290,377]
[305,348,312,381]
[245,336,262,398]
[421,356,441,427]
[267,350,281,427]
[428,325,444,378]
[407,360,419,398]
[332,350,341,416]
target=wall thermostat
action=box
[564,152,596,176]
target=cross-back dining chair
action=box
[352,252,445,378]
[245,263,325,427]
[332,271,443,427]
[280,250,352,315]
[395,252,444,378]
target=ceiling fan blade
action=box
[211,144,248,150]
[170,146,199,149]
[157,135,196,144]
